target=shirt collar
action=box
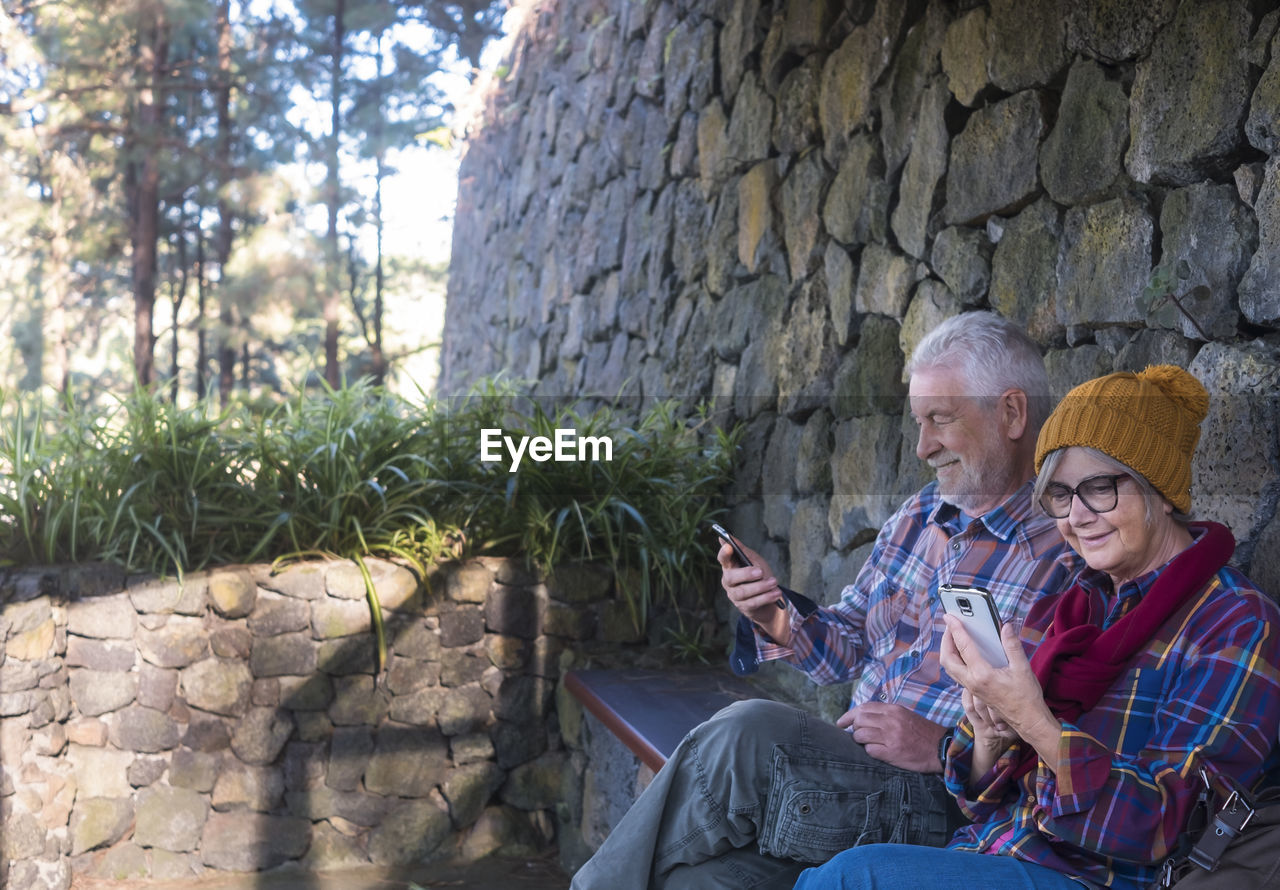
[928,479,1039,543]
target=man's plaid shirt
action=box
[757,480,1081,727]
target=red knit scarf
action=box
[1014,522,1234,775]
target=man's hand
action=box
[837,702,949,773]
[718,539,790,645]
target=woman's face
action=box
[1048,448,1180,586]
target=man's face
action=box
[908,367,1015,515]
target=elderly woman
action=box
[793,365,1280,890]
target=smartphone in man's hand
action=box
[710,522,787,610]
[710,522,752,567]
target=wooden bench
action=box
[563,666,769,771]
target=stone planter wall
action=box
[0,556,626,889]
[554,693,655,875]
[442,0,1280,705]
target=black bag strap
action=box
[1187,786,1257,872]
[1156,768,1218,889]
[1154,771,1280,888]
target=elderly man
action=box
[570,312,1083,890]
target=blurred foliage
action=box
[0,0,500,401]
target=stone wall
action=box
[0,556,626,888]
[554,691,656,874]
[442,0,1280,692]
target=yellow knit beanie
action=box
[1034,365,1209,514]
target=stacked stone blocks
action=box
[0,556,621,888]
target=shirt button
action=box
[951,541,960,551]
[877,691,888,700]
[1025,796,1035,806]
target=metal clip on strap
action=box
[1188,790,1256,873]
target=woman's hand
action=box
[941,615,1063,773]
[960,688,1018,776]
[962,687,1015,742]
[943,620,1019,775]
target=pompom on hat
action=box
[1034,365,1209,514]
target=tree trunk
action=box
[170,222,190,403]
[43,159,71,394]
[372,151,386,387]
[372,32,386,387]
[215,0,236,407]
[323,0,346,389]
[196,228,208,401]
[131,10,169,388]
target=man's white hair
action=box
[906,311,1051,430]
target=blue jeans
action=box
[571,699,964,890]
[794,844,1092,890]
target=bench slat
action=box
[564,668,766,771]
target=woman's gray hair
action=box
[1034,446,1193,524]
[907,311,1052,430]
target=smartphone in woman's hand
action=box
[940,585,1008,667]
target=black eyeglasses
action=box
[1039,473,1129,518]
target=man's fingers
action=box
[947,616,977,660]
[842,704,879,731]
[726,579,780,607]
[721,563,764,587]
[849,725,878,748]
[716,542,732,570]
[721,567,776,611]
[717,542,745,571]
[743,591,785,614]
[940,622,958,661]
[861,741,888,762]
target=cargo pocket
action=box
[758,744,906,864]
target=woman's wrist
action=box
[1011,704,1063,772]
[966,725,1009,780]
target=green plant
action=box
[1142,259,1211,340]
[87,389,262,577]
[664,616,716,665]
[0,388,253,570]
[0,378,741,665]
[491,398,739,633]
[251,379,472,669]
[0,391,81,564]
